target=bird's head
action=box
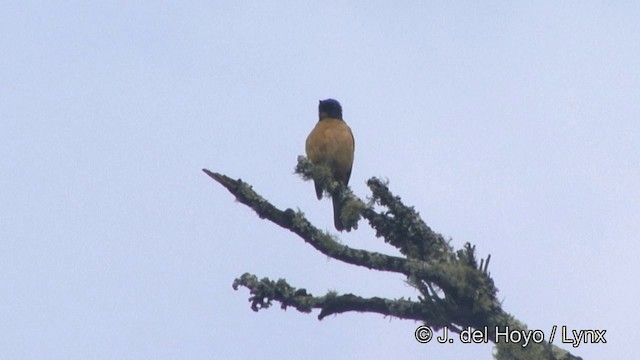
[318,99,343,120]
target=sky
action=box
[1,1,638,359]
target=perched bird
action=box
[305,99,355,231]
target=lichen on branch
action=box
[203,158,583,360]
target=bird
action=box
[305,99,355,231]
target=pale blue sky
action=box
[2,1,638,359]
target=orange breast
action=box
[305,118,354,185]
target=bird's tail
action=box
[332,195,345,231]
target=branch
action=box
[204,161,583,360]
[230,274,581,360]
[204,167,474,299]
[203,168,427,278]
[232,273,452,325]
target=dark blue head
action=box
[318,99,343,120]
